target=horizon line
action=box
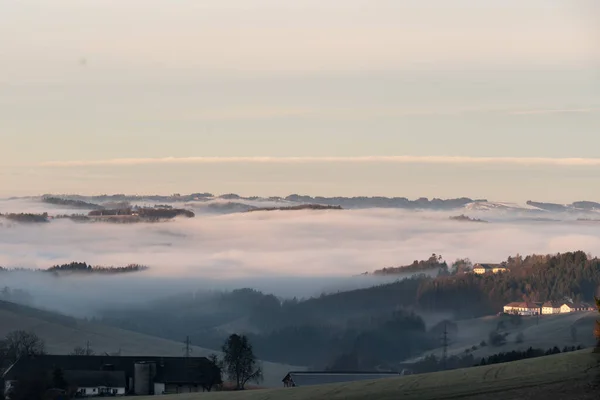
[41,155,600,167]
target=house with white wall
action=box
[2,355,219,398]
[66,371,126,397]
[560,302,589,313]
[473,263,509,274]
[503,302,541,316]
[541,301,562,315]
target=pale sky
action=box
[1,0,599,201]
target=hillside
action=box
[138,349,600,400]
[407,312,597,363]
[0,301,301,387]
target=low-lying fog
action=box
[1,197,600,316]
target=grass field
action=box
[409,312,597,363]
[138,349,600,400]
[0,301,301,387]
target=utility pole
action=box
[183,336,192,358]
[442,322,449,370]
[86,340,91,356]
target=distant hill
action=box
[247,204,343,212]
[370,254,448,276]
[284,195,477,210]
[0,212,49,223]
[32,194,481,211]
[526,201,569,212]
[0,300,301,387]
[449,214,488,223]
[42,196,104,210]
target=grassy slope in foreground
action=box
[0,301,300,387]
[138,349,600,400]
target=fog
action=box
[1,197,600,316]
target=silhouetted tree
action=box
[70,344,94,356]
[202,354,223,392]
[4,331,46,363]
[222,334,262,390]
[489,331,506,347]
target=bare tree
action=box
[4,331,46,363]
[70,344,95,356]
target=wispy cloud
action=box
[509,108,600,115]
[41,156,600,168]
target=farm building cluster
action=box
[3,355,220,398]
[503,301,595,316]
[472,263,509,274]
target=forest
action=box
[0,262,149,275]
[96,251,600,370]
[42,196,103,210]
[410,345,584,374]
[0,213,49,223]
[45,262,149,274]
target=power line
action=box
[183,336,192,358]
[442,322,449,370]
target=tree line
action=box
[99,251,600,368]
[410,345,584,375]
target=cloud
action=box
[2,198,600,317]
[509,108,600,115]
[40,155,600,168]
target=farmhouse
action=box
[472,263,509,274]
[503,302,541,316]
[3,355,220,398]
[559,302,590,313]
[506,301,594,316]
[541,301,563,315]
[66,370,126,397]
[282,371,401,388]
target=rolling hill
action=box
[407,312,598,363]
[0,301,301,387]
[137,349,600,400]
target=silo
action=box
[134,362,156,395]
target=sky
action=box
[1,0,599,202]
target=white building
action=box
[560,303,589,313]
[65,371,126,397]
[473,263,509,274]
[503,302,541,316]
[541,301,562,315]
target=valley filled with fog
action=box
[1,195,600,315]
[1,194,600,374]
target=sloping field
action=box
[138,349,600,400]
[410,312,597,363]
[0,301,301,387]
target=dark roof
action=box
[282,371,400,387]
[64,370,126,388]
[475,263,503,269]
[3,355,213,385]
[542,301,563,308]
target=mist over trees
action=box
[92,251,600,370]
